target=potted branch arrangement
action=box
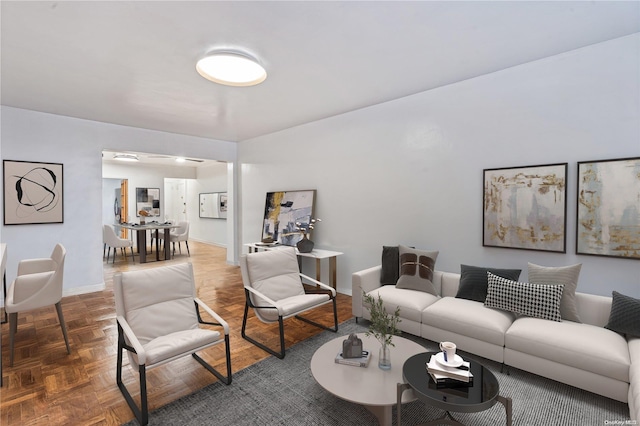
[363,292,401,370]
[294,217,321,253]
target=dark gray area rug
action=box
[123,319,630,425]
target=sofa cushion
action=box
[505,317,630,382]
[605,291,640,338]
[380,246,400,285]
[528,262,582,323]
[485,272,564,322]
[396,245,438,295]
[455,264,521,302]
[367,285,440,324]
[422,297,516,347]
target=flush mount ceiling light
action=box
[196,51,267,87]
[113,153,139,162]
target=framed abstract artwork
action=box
[262,189,316,246]
[136,187,160,217]
[3,160,64,225]
[576,157,640,259]
[483,163,567,253]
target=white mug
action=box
[439,341,456,362]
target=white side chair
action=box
[103,224,134,264]
[114,262,232,426]
[239,247,338,359]
[5,244,71,366]
[169,221,190,257]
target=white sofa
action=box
[353,265,639,420]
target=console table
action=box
[244,243,343,289]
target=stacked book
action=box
[335,350,371,367]
[426,354,473,388]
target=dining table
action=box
[117,222,179,263]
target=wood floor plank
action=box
[1,242,353,425]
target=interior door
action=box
[120,179,128,238]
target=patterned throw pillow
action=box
[485,272,564,322]
[455,264,522,302]
[605,291,640,338]
[395,245,439,295]
[528,262,582,323]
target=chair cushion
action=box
[422,297,516,347]
[140,328,221,366]
[120,263,198,345]
[246,248,305,302]
[505,317,630,382]
[258,294,330,322]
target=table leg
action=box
[329,255,337,289]
[155,229,160,261]
[2,272,6,324]
[163,228,171,260]
[496,395,513,426]
[315,258,321,287]
[365,404,392,426]
[397,383,411,426]
[137,229,147,263]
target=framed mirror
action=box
[136,187,160,217]
[200,192,227,219]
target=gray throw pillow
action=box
[485,272,564,322]
[456,264,521,302]
[605,291,640,338]
[395,245,438,295]
[528,262,582,323]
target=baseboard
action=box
[188,237,226,248]
[62,282,106,297]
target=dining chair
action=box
[103,224,134,263]
[170,221,190,256]
[114,262,231,425]
[240,247,338,359]
[5,243,71,366]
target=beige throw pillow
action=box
[528,262,582,323]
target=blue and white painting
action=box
[577,157,640,259]
[483,163,567,252]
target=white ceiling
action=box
[2,1,639,143]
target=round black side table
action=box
[397,352,512,425]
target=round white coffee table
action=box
[310,332,425,426]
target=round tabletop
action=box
[310,332,425,407]
[403,352,500,413]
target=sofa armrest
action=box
[352,265,382,317]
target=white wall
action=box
[188,162,229,246]
[239,34,640,297]
[1,107,236,296]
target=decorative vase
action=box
[296,234,314,253]
[378,343,391,370]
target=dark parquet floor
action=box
[0,241,353,425]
